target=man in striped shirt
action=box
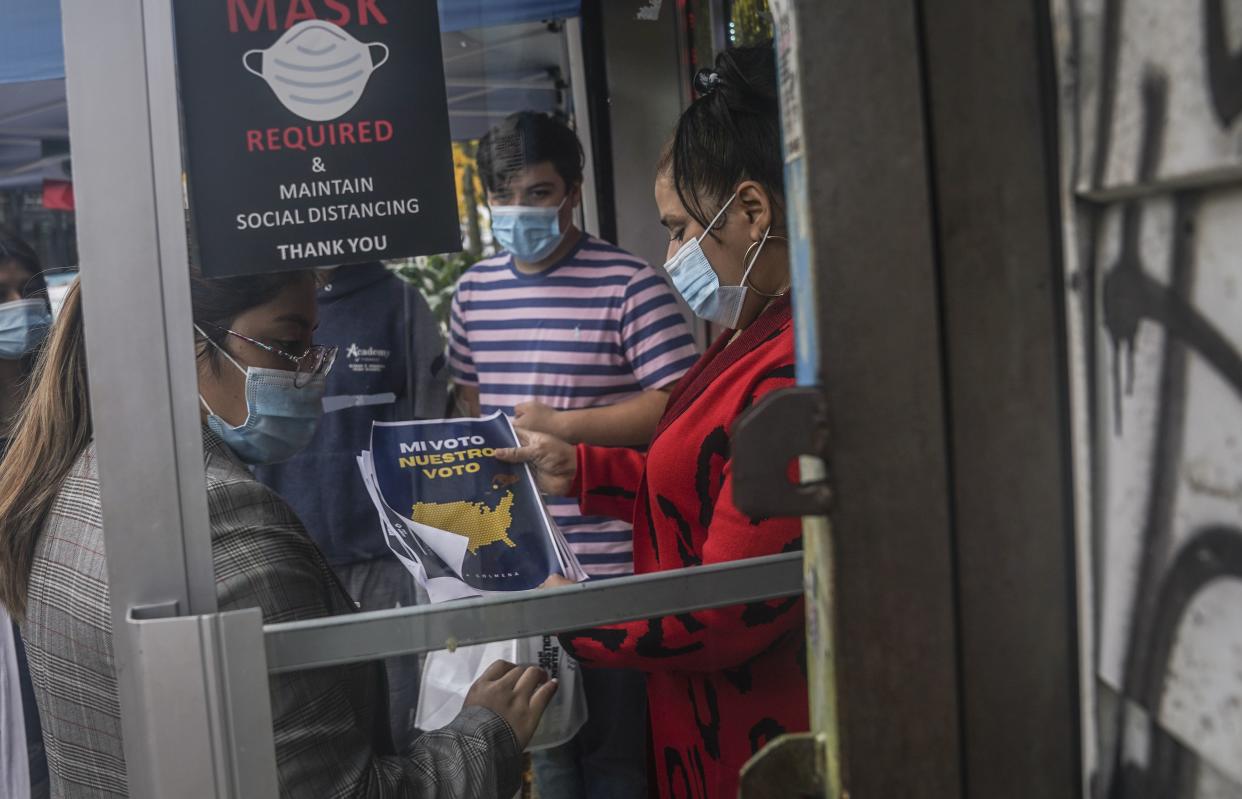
[448,112,699,798]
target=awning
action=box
[0,0,579,84]
[0,1,65,85]
[0,80,69,190]
[442,20,570,142]
[439,0,580,33]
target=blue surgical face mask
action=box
[491,198,569,263]
[663,194,772,330]
[0,299,52,360]
[197,328,327,465]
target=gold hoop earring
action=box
[743,234,791,298]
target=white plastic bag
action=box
[416,635,587,751]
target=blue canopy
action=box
[0,0,579,84]
[0,1,65,85]
[439,0,579,35]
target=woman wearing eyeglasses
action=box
[0,265,556,798]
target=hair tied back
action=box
[694,68,722,96]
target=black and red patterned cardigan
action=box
[563,296,808,799]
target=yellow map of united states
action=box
[410,492,517,554]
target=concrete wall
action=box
[600,0,688,272]
[597,0,705,348]
[1052,0,1242,794]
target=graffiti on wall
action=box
[1057,0,1242,796]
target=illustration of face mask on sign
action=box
[243,20,389,122]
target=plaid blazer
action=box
[20,430,520,798]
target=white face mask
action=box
[664,194,784,329]
[244,20,389,122]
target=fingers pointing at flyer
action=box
[493,429,577,498]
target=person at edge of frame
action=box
[0,228,52,799]
[253,260,449,752]
[0,264,556,798]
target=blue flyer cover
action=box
[358,412,585,600]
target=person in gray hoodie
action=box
[254,261,448,751]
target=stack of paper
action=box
[357,411,587,603]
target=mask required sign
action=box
[172,0,460,277]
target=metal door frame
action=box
[60,2,807,796]
[736,1,1082,796]
[61,0,1083,796]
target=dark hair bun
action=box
[712,46,778,109]
[670,42,784,227]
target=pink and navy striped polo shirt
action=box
[448,234,700,577]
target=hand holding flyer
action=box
[360,413,591,749]
[494,429,579,498]
[357,411,586,602]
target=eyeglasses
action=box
[200,322,336,388]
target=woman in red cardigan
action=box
[499,43,808,799]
